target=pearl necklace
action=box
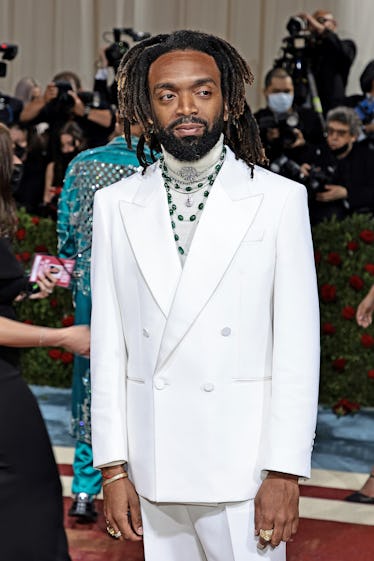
[160,147,226,255]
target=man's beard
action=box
[154,112,225,161]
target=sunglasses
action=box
[326,126,350,137]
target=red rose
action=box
[341,306,355,320]
[61,352,74,364]
[349,275,364,291]
[20,251,31,262]
[50,298,58,308]
[320,284,337,302]
[368,370,374,379]
[332,358,347,371]
[322,322,336,335]
[31,216,40,225]
[359,229,374,244]
[48,349,62,360]
[327,252,342,266]
[364,264,374,276]
[61,315,74,327]
[23,319,33,325]
[34,244,48,253]
[314,250,321,265]
[361,334,374,348]
[347,240,359,251]
[332,398,360,416]
[15,228,26,241]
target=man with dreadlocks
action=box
[90,30,320,560]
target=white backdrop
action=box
[0,0,372,111]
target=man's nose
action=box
[176,92,198,115]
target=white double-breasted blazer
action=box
[90,146,320,503]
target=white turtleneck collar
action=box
[161,134,224,182]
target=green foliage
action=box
[13,208,74,387]
[312,214,374,410]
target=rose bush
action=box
[313,214,374,412]
[14,208,75,387]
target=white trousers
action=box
[140,497,286,561]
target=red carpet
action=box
[64,498,144,561]
[64,497,374,561]
[288,518,374,561]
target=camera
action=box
[104,27,151,71]
[271,155,335,195]
[0,42,18,77]
[257,112,300,149]
[272,17,318,106]
[270,155,303,181]
[307,165,335,193]
[53,80,99,112]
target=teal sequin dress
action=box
[57,136,145,495]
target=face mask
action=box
[331,143,350,156]
[11,163,24,194]
[267,92,294,114]
[14,143,27,160]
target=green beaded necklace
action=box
[160,146,226,255]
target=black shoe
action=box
[345,491,374,504]
[68,492,98,522]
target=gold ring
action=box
[106,525,122,539]
[259,528,274,541]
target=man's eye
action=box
[198,90,211,96]
[160,93,174,101]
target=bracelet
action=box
[102,472,128,487]
[101,468,127,480]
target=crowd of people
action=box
[0,8,373,560]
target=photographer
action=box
[20,70,115,152]
[351,60,374,140]
[254,67,324,165]
[301,107,374,225]
[299,10,356,113]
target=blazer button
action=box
[154,378,166,390]
[143,328,150,338]
[202,382,215,392]
[221,327,231,336]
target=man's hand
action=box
[299,12,325,35]
[254,471,299,549]
[103,472,143,542]
[356,285,374,328]
[315,184,347,202]
[290,128,306,149]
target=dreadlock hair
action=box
[117,30,266,174]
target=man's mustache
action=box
[166,116,208,132]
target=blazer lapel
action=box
[119,167,182,318]
[156,155,263,371]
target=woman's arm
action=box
[0,317,90,356]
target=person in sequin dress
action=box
[57,122,149,522]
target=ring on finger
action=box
[259,528,274,541]
[106,524,122,539]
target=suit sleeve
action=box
[263,185,320,478]
[90,190,128,468]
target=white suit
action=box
[90,146,320,506]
